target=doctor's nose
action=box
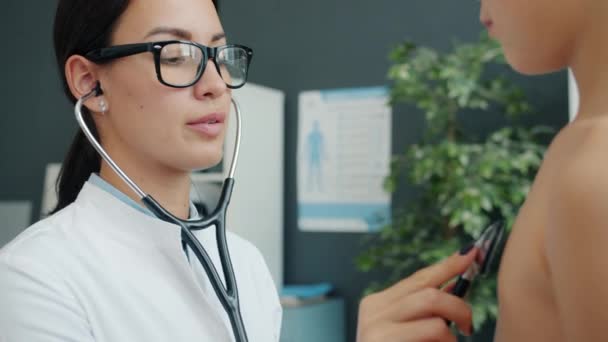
[193,59,229,100]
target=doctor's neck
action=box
[99,160,192,220]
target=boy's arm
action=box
[547,154,608,342]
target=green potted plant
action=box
[356,33,554,335]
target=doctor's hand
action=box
[356,247,477,342]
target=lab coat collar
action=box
[74,180,186,253]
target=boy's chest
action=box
[494,166,562,341]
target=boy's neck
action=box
[571,22,608,120]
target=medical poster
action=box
[297,86,392,233]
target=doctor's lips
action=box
[186,112,226,138]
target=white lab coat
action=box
[0,180,282,341]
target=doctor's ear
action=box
[64,55,108,114]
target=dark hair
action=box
[51,0,219,214]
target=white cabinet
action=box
[191,83,285,288]
[568,69,579,122]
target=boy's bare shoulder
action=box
[537,117,608,341]
[552,118,608,196]
[542,117,608,250]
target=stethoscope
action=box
[75,82,249,342]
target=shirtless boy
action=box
[480,0,608,340]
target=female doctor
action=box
[0,0,476,340]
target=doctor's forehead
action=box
[111,0,225,45]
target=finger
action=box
[384,247,478,303]
[389,287,473,336]
[386,318,457,342]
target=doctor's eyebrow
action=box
[144,27,226,42]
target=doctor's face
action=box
[94,0,231,173]
[479,0,587,75]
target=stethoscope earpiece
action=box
[93,81,104,96]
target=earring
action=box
[99,99,108,113]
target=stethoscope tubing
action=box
[75,83,249,342]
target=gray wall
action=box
[1,1,568,341]
[1,0,74,224]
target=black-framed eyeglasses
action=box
[85,40,253,89]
